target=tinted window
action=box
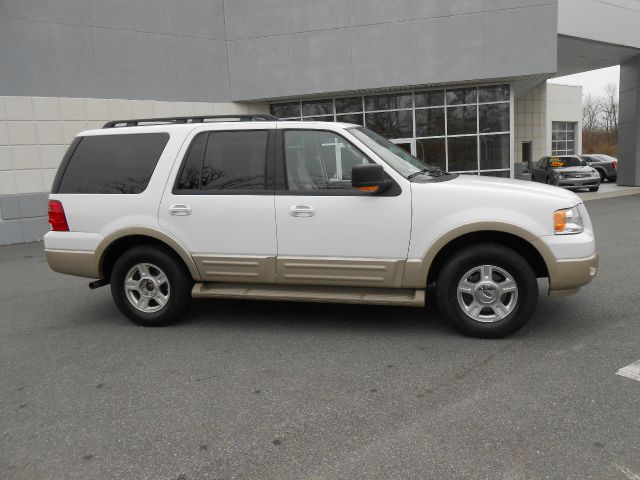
[200,131,268,190]
[176,133,207,190]
[284,130,370,191]
[57,133,169,194]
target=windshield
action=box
[549,157,585,168]
[348,127,445,178]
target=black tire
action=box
[589,186,599,192]
[436,244,538,338]
[545,177,551,184]
[597,169,606,182]
[110,245,193,327]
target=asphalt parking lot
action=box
[1,195,639,480]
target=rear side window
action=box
[55,133,169,194]
[174,130,269,193]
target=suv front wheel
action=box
[110,245,193,327]
[436,244,538,338]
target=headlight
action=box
[554,206,584,235]
[592,170,599,177]
[552,171,562,179]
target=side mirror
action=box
[351,164,390,193]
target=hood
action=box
[438,174,581,203]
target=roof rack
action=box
[103,114,279,129]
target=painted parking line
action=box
[616,360,640,382]
[614,463,640,480]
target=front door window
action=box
[284,130,369,191]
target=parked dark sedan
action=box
[579,154,618,182]
[531,156,601,191]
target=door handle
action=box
[289,205,316,218]
[169,204,192,216]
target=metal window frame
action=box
[551,121,577,156]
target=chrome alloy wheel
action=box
[456,265,518,323]
[124,263,170,313]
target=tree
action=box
[582,94,603,132]
[582,86,619,156]
[601,83,619,143]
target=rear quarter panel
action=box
[45,127,192,252]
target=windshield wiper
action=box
[407,167,447,179]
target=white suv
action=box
[45,115,598,338]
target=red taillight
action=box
[48,200,69,232]
[612,161,618,169]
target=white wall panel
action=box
[0,96,269,195]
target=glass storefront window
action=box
[303,115,334,122]
[479,103,510,133]
[447,105,477,135]
[479,85,510,103]
[448,136,478,172]
[364,93,412,111]
[271,102,300,119]
[302,99,332,116]
[446,87,477,105]
[415,90,444,108]
[480,134,510,170]
[270,83,511,176]
[480,170,510,178]
[364,111,413,138]
[335,97,362,114]
[416,138,446,171]
[336,113,364,125]
[415,108,445,137]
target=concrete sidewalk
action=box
[578,182,640,201]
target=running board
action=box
[192,283,425,307]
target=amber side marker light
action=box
[355,186,380,192]
[554,210,567,233]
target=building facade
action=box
[0,0,639,244]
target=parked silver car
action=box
[579,154,618,182]
[531,156,600,192]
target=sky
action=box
[548,65,620,98]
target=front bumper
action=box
[547,253,599,296]
[551,176,600,189]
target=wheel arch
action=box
[593,166,607,178]
[403,223,553,288]
[97,228,200,281]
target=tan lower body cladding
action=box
[192,283,425,307]
[193,255,406,288]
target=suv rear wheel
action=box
[436,244,538,338]
[110,245,192,327]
